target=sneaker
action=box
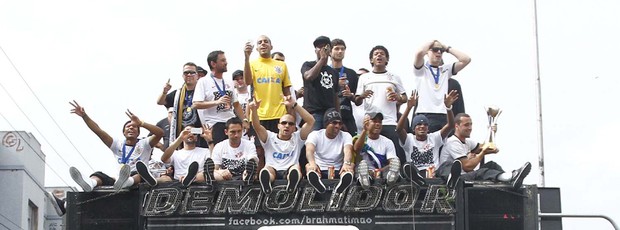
[511,162,532,190]
[69,166,92,192]
[182,161,199,187]
[136,161,157,186]
[358,160,371,190]
[307,171,326,193]
[386,159,401,185]
[403,163,427,186]
[203,158,215,185]
[244,158,257,185]
[45,192,66,216]
[335,171,354,194]
[446,160,462,190]
[286,168,301,193]
[113,164,131,193]
[259,169,272,194]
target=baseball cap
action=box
[196,66,207,74]
[365,112,383,120]
[412,114,429,126]
[324,108,342,126]
[313,36,331,48]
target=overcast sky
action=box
[1,0,619,229]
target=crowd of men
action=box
[48,35,532,216]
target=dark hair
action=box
[271,52,284,59]
[207,50,225,70]
[368,45,390,66]
[331,38,346,49]
[226,117,243,129]
[454,113,471,124]
[183,62,197,68]
[358,68,369,73]
[122,121,140,135]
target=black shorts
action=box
[90,171,138,186]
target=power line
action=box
[0,111,73,188]
[0,209,25,230]
[0,44,95,172]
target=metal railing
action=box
[539,213,618,230]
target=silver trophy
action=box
[485,106,502,149]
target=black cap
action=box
[196,66,207,74]
[313,36,331,48]
[232,70,243,79]
[365,112,384,120]
[323,108,342,127]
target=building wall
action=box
[0,131,46,230]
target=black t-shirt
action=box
[334,66,359,119]
[300,61,340,113]
[148,118,170,149]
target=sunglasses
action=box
[430,47,445,53]
[183,71,197,75]
[279,121,296,126]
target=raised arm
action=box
[243,41,254,86]
[283,95,315,140]
[249,99,268,144]
[302,48,329,81]
[444,44,471,74]
[414,41,435,69]
[353,116,370,154]
[124,110,163,148]
[439,90,458,138]
[396,91,418,143]
[70,100,113,148]
[162,127,190,163]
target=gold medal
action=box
[435,83,439,89]
[186,107,192,112]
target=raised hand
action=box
[363,115,371,131]
[248,98,261,111]
[201,124,213,142]
[280,94,294,108]
[407,90,419,109]
[125,109,142,127]
[244,41,254,58]
[338,76,348,88]
[179,127,192,140]
[69,100,86,117]
[163,78,172,94]
[444,90,459,108]
[342,85,353,98]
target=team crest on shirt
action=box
[274,66,282,74]
[320,71,334,89]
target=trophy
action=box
[485,106,502,149]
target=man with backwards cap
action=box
[301,35,340,130]
[305,108,355,194]
[353,112,400,189]
[396,90,460,187]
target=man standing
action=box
[211,118,258,184]
[438,113,532,190]
[68,101,164,192]
[193,50,247,145]
[395,90,458,186]
[354,45,408,164]
[305,108,354,194]
[157,62,206,148]
[249,95,315,194]
[301,36,340,130]
[413,40,471,132]
[330,38,359,136]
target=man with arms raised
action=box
[354,112,400,189]
[396,90,458,186]
[68,101,164,192]
[157,62,207,148]
[413,40,471,133]
[249,95,315,194]
[305,108,354,194]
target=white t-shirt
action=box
[262,130,304,171]
[414,62,455,114]
[400,132,444,170]
[211,139,258,176]
[165,147,211,180]
[235,89,252,140]
[439,136,478,173]
[358,135,397,170]
[306,129,353,169]
[355,72,406,126]
[109,137,153,172]
[193,75,238,126]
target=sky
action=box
[1,0,619,229]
